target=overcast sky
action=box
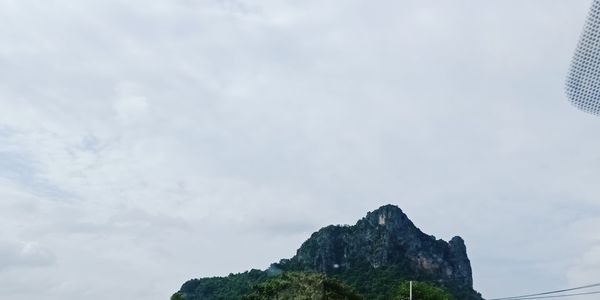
[1,0,600,299]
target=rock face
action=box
[277,205,478,298]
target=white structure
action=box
[566,0,600,115]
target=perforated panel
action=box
[566,0,600,115]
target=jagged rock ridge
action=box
[275,205,478,298]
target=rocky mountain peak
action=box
[358,205,423,236]
[175,204,483,300]
[280,204,478,298]
[362,204,412,226]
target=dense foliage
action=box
[279,251,456,299]
[243,272,362,300]
[177,269,268,300]
[393,281,455,300]
[333,265,412,300]
[173,270,458,300]
[170,292,184,300]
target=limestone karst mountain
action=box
[173,205,483,300]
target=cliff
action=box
[277,205,480,299]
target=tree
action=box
[171,292,185,300]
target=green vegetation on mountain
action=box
[177,269,268,300]
[392,281,455,300]
[243,272,362,300]
[173,271,456,299]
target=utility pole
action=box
[409,281,413,300]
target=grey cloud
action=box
[0,0,598,299]
[0,149,74,201]
[0,241,55,271]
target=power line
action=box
[502,290,600,300]
[488,283,600,300]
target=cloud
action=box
[565,217,600,287]
[114,82,150,123]
[568,244,600,284]
[0,241,55,271]
[114,95,149,122]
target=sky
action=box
[0,0,599,299]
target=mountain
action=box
[174,205,483,300]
